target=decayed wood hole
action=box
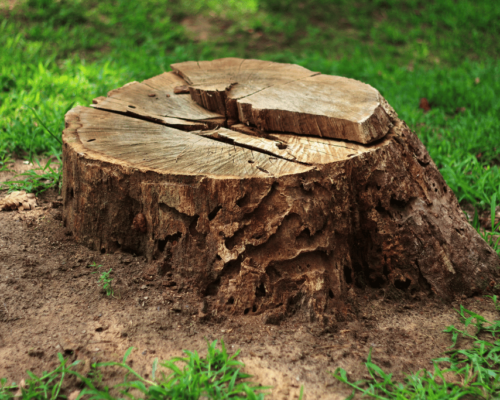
[63,58,500,324]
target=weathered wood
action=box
[92,73,225,130]
[170,58,316,120]
[63,58,500,324]
[171,58,391,144]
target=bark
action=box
[62,58,500,323]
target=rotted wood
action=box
[62,58,500,324]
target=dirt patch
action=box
[0,157,55,185]
[181,15,217,42]
[0,188,498,399]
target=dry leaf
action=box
[419,98,431,113]
[0,191,37,211]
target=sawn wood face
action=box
[171,58,391,144]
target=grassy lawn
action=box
[1,0,499,217]
[1,0,500,398]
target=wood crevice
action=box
[197,129,314,167]
[89,90,391,168]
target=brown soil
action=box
[0,187,498,399]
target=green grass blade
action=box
[27,106,62,145]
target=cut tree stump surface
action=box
[63,58,500,323]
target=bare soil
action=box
[1,187,498,400]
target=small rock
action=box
[131,213,147,233]
[50,201,62,208]
[14,379,26,397]
[56,196,63,201]
[198,299,208,319]
[68,390,81,400]
[122,258,132,264]
[262,310,283,326]
[140,285,147,290]
[172,302,182,312]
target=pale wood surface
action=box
[236,74,391,142]
[199,125,381,165]
[92,74,225,130]
[171,57,390,144]
[171,58,316,100]
[66,106,312,177]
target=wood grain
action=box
[172,57,390,144]
[92,74,225,130]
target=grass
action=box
[0,340,271,400]
[90,262,114,297]
[334,295,500,399]
[470,195,500,255]
[1,156,62,195]
[0,153,14,173]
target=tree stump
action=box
[63,58,500,322]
